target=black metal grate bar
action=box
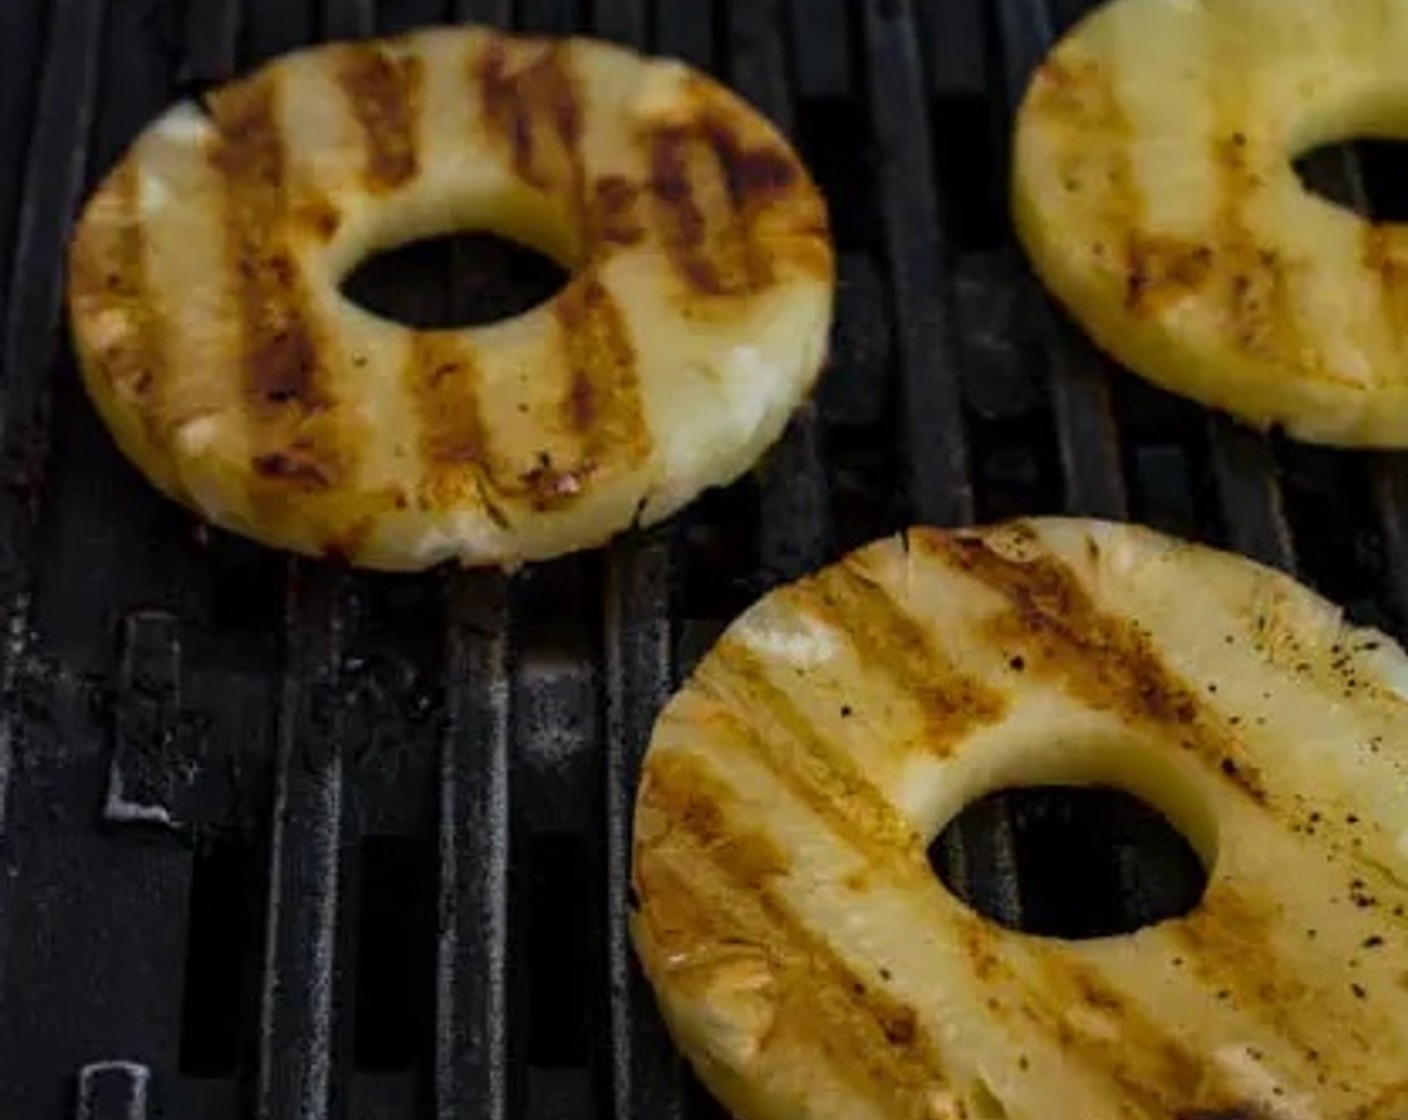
[730,0,835,585]
[454,0,511,25]
[0,2,47,326]
[325,0,377,40]
[592,0,646,47]
[861,0,974,528]
[256,571,349,1120]
[105,613,183,826]
[74,1063,151,1120]
[1208,419,1296,572]
[992,0,1128,521]
[437,574,513,1120]
[0,15,109,1098]
[0,0,106,830]
[604,531,683,1120]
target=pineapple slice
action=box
[68,27,833,570]
[1013,0,1408,447]
[632,519,1408,1120]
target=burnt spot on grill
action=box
[567,369,596,430]
[337,45,423,192]
[475,39,582,196]
[292,195,341,240]
[248,319,323,407]
[518,454,596,509]
[923,527,1268,803]
[1125,236,1215,314]
[592,174,645,246]
[877,1004,917,1047]
[251,440,339,490]
[321,517,376,565]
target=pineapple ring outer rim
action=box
[631,516,1408,1120]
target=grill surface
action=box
[1,0,1406,1117]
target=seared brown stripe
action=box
[789,558,1008,756]
[1174,881,1400,1065]
[590,174,645,247]
[919,527,1268,803]
[648,126,713,290]
[1025,52,1148,305]
[71,164,168,430]
[491,275,648,514]
[291,193,341,240]
[553,273,649,463]
[636,750,952,1110]
[1349,1080,1408,1120]
[209,75,352,494]
[1367,226,1408,371]
[943,907,1218,1113]
[1126,234,1215,315]
[476,39,583,200]
[1210,131,1302,364]
[407,332,501,519]
[693,643,928,874]
[1022,955,1254,1115]
[337,45,423,192]
[648,121,772,298]
[704,115,800,213]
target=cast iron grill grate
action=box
[0,0,1404,1118]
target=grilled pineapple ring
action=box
[632,519,1408,1120]
[1014,0,1408,447]
[67,28,832,569]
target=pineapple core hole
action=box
[1294,139,1408,223]
[932,786,1209,940]
[341,231,569,330]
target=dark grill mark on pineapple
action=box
[338,45,424,191]
[210,75,354,494]
[920,525,1269,803]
